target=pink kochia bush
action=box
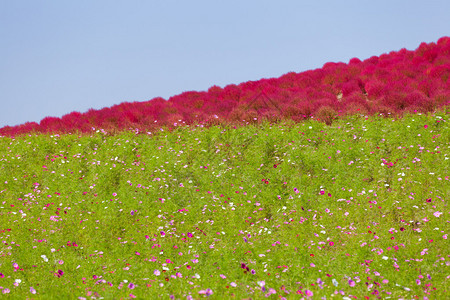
[1,37,450,136]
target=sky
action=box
[1,0,449,128]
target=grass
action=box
[0,111,449,299]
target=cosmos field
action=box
[0,110,448,299]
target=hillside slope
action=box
[1,37,449,136]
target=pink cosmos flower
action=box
[433,211,443,217]
[198,289,213,296]
[349,280,356,287]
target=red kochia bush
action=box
[341,80,362,96]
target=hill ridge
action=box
[1,36,449,136]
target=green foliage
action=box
[0,110,448,298]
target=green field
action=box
[0,111,449,299]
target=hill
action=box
[1,36,449,136]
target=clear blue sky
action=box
[1,0,449,127]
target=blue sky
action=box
[1,0,449,127]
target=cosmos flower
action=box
[433,211,443,217]
[198,289,213,296]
